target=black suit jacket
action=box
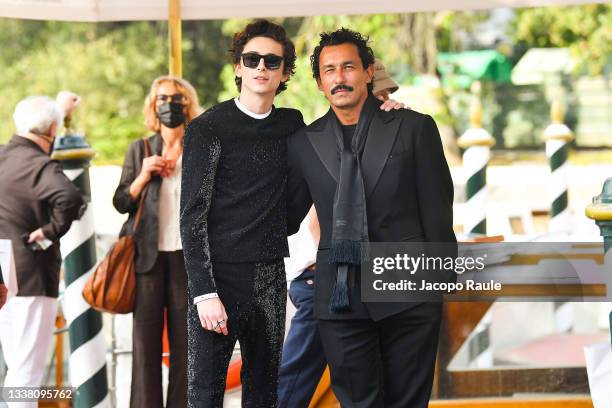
[287,101,456,321]
[113,133,164,274]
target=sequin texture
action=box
[180,100,305,407]
[186,260,286,407]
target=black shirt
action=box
[181,100,305,296]
[341,124,357,151]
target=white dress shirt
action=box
[284,211,318,283]
[158,154,183,251]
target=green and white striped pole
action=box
[53,134,110,408]
[458,83,495,236]
[544,99,574,234]
[585,178,612,346]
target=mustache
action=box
[331,84,354,95]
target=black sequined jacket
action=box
[180,99,305,299]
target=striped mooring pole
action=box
[458,82,496,236]
[585,178,612,347]
[53,134,110,408]
[544,98,574,233]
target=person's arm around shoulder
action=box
[33,160,84,243]
[180,118,228,335]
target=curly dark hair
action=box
[229,19,296,95]
[310,28,375,92]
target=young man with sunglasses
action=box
[180,20,300,407]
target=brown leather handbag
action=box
[83,139,151,314]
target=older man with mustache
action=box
[287,29,456,407]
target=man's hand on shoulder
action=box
[376,95,411,112]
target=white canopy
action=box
[511,48,576,85]
[0,0,602,22]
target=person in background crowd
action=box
[278,206,320,408]
[278,60,400,408]
[112,76,202,408]
[372,59,399,99]
[0,96,84,407]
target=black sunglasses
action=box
[155,94,186,104]
[241,52,283,70]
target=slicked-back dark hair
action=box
[310,28,375,92]
[229,19,296,95]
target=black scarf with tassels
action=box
[327,94,378,313]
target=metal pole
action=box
[55,312,66,387]
[53,133,110,408]
[458,82,495,236]
[545,98,574,233]
[585,178,612,346]
[168,0,182,77]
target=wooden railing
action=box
[429,396,593,408]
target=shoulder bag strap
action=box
[131,138,151,233]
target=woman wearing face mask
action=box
[113,76,202,408]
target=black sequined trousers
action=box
[187,259,287,408]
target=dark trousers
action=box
[318,302,443,408]
[278,269,327,408]
[187,260,286,408]
[131,250,188,408]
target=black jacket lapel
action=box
[362,110,401,197]
[306,109,340,182]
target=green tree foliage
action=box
[511,4,611,75]
[1,7,606,162]
[0,14,482,161]
[0,19,231,163]
[0,20,168,162]
[182,20,232,108]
